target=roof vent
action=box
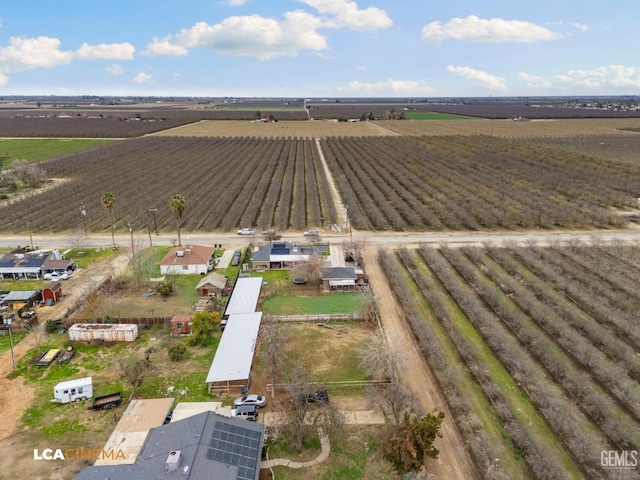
[176,250,185,257]
[166,450,181,472]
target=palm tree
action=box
[101,191,116,249]
[169,194,185,246]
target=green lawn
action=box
[0,138,114,169]
[262,293,367,315]
[0,331,26,354]
[67,246,122,269]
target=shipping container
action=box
[68,323,138,342]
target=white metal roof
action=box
[224,277,263,315]
[269,254,309,262]
[206,312,263,383]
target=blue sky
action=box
[0,0,638,97]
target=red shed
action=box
[42,281,62,304]
[171,315,192,335]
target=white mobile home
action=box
[52,377,93,404]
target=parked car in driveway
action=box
[293,389,329,404]
[233,394,267,408]
[304,229,319,237]
[44,271,69,281]
[231,404,259,421]
[237,228,255,235]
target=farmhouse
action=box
[251,241,328,270]
[322,266,358,291]
[0,251,75,280]
[75,411,264,480]
[159,245,215,275]
[195,272,228,297]
[0,252,48,280]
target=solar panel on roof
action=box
[206,421,261,480]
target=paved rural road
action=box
[2,226,640,250]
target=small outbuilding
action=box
[171,315,192,335]
[42,281,62,304]
[322,267,358,291]
[195,272,228,297]
[69,323,139,342]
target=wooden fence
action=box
[263,313,362,323]
[68,316,172,328]
[266,379,393,393]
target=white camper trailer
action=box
[51,377,93,404]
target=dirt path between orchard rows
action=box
[363,244,478,480]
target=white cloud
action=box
[554,65,640,89]
[224,0,249,5]
[105,64,124,75]
[447,65,509,91]
[568,22,590,32]
[339,79,436,95]
[0,71,8,86]
[74,42,135,60]
[519,72,553,89]
[0,36,73,72]
[143,35,189,57]
[169,12,328,60]
[132,72,153,84]
[422,15,562,43]
[298,0,392,30]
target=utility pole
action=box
[3,318,16,369]
[147,224,153,247]
[80,202,87,234]
[129,222,135,255]
[149,206,159,235]
[27,221,34,250]
[345,204,353,244]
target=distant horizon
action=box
[0,1,638,97]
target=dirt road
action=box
[363,244,478,480]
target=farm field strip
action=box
[378,249,536,480]
[0,136,339,233]
[484,246,640,384]
[418,246,607,478]
[382,244,640,478]
[508,247,640,350]
[377,118,640,137]
[452,247,640,447]
[321,135,639,231]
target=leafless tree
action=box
[279,366,346,451]
[66,228,89,251]
[259,319,291,399]
[10,159,47,188]
[358,332,406,382]
[366,383,422,426]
